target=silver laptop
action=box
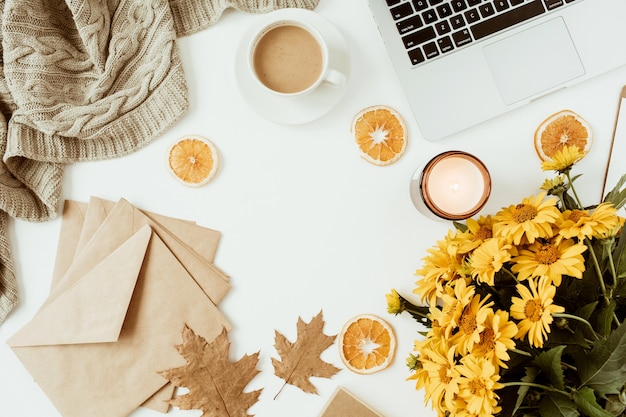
[368,0,626,140]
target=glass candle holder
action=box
[410,151,491,220]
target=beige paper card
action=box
[319,387,384,417]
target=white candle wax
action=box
[420,152,490,219]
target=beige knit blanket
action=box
[0,0,319,323]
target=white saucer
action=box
[235,9,351,125]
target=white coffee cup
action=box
[248,18,346,97]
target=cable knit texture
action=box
[0,0,319,323]
[170,0,319,36]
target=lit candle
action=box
[410,151,491,220]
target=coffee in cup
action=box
[249,20,345,96]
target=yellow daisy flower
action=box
[443,394,475,417]
[409,338,432,393]
[407,359,429,393]
[453,407,482,417]
[457,355,503,416]
[448,227,482,256]
[419,340,461,413]
[590,202,623,239]
[437,278,475,337]
[449,294,493,355]
[540,175,567,196]
[466,215,496,244]
[385,289,403,314]
[425,309,447,343]
[493,192,562,245]
[471,309,518,368]
[414,232,465,304]
[510,276,565,348]
[511,237,586,286]
[469,238,513,286]
[541,144,587,173]
[557,208,594,241]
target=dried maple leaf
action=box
[159,325,262,417]
[272,311,340,396]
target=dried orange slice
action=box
[166,135,219,187]
[534,110,592,161]
[338,314,396,374]
[351,105,407,166]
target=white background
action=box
[1,1,625,416]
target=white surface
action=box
[0,1,625,416]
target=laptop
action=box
[368,0,626,140]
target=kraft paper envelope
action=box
[47,197,229,413]
[78,197,227,413]
[50,198,231,308]
[50,200,88,288]
[51,197,223,289]
[8,224,231,417]
[74,197,221,264]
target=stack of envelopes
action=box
[8,197,232,417]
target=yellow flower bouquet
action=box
[387,145,626,417]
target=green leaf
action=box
[614,225,626,260]
[563,192,580,211]
[578,265,602,305]
[453,221,468,232]
[539,392,580,417]
[615,274,626,299]
[604,173,626,210]
[576,301,599,321]
[594,301,617,337]
[609,188,626,211]
[572,387,614,417]
[546,327,590,349]
[616,226,626,281]
[577,320,626,396]
[513,367,539,415]
[534,345,566,390]
[570,173,583,183]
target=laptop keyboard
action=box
[386,0,580,66]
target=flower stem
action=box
[502,267,520,283]
[566,172,584,209]
[561,362,577,372]
[584,237,610,300]
[606,245,618,289]
[404,305,430,320]
[605,249,620,328]
[510,348,533,357]
[398,295,431,319]
[553,313,599,340]
[567,180,616,324]
[501,381,569,396]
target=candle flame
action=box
[449,182,460,192]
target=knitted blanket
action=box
[0,0,319,323]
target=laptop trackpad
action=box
[483,17,585,105]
